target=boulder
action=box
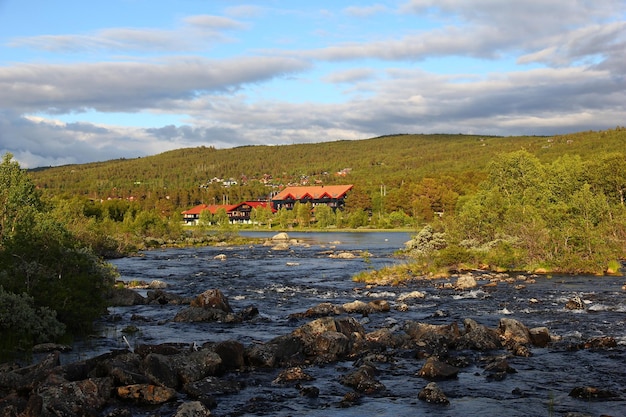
[172,307,231,323]
[272,232,290,241]
[272,367,315,384]
[397,291,426,302]
[417,357,460,380]
[146,289,186,305]
[340,364,386,394]
[457,319,502,351]
[173,401,212,417]
[271,242,290,251]
[190,289,233,313]
[565,295,585,310]
[213,340,245,371]
[290,302,344,318]
[31,377,113,417]
[404,321,460,347]
[116,384,177,405]
[148,280,168,289]
[529,327,551,348]
[569,386,619,400]
[418,382,449,405]
[107,288,146,306]
[455,274,478,290]
[498,318,532,345]
[245,335,304,368]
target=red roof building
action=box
[182,201,273,224]
[271,185,353,211]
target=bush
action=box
[0,286,66,355]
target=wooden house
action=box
[182,201,273,225]
[271,185,353,211]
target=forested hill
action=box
[29,128,626,211]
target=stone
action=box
[418,382,449,405]
[107,288,146,306]
[245,335,304,368]
[417,357,460,380]
[569,386,619,400]
[396,291,426,302]
[213,340,245,371]
[529,327,551,348]
[116,384,177,404]
[565,295,585,310]
[272,367,315,384]
[498,318,532,345]
[172,307,231,323]
[173,401,212,417]
[457,318,502,351]
[455,274,477,290]
[190,289,233,312]
[148,279,168,289]
[340,364,385,394]
[272,232,290,241]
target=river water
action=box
[72,231,625,416]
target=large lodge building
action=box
[182,184,353,225]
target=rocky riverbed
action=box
[1,232,624,416]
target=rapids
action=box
[71,232,625,416]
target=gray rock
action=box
[418,382,449,405]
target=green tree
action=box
[313,204,334,228]
[0,153,116,343]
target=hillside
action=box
[29,128,626,211]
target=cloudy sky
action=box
[1,0,624,168]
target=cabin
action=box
[182,201,273,225]
[271,185,353,211]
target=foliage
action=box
[0,286,66,358]
[0,154,117,353]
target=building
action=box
[271,185,353,211]
[182,201,273,225]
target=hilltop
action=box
[29,129,626,213]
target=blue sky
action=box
[0,0,625,168]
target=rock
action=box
[245,335,304,368]
[34,377,112,417]
[190,289,233,313]
[213,254,227,261]
[272,367,314,384]
[142,353,179,388]
[330,251,356,259]
[172,306,231,323]
[313,331,350,361]
[339,391,362,407]
[340,364,385,394]
[455,274,477,290]
[271,242,290,251]
[417,357,460,380]
[173,400,212,417]
[579,336,618,349]
[342,300,370,314]
[107,288,146,306]
[457,318,502,351]
[498,318,532,345]
[569,386,619,400]
[529,327,551,348]
[146,289,186,305]
[298,385,319,398]
[404,321,460,349]
[148,279,168,289]
[397,291,426,302]
[565,295,585,310]
[213,340,245,371]
[290,302,344,318]
[173,349,223,385]
[31,343,72,353]
[418,382,449,405]
[368,299,390,312]
[272,232,290,241]
[116,384,177,404]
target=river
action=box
[71,231,625,416]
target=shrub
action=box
[0,286,66,356]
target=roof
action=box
[272,185,353,201]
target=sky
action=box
[0,0,625,168]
